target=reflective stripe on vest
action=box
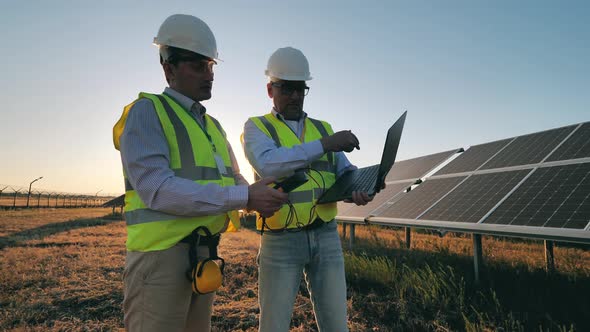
[115,92,240,251]
[249,113,338,230]
[124,166,234,191]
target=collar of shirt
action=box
[271,107,308,137]
[164,87,206,121]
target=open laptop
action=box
[317,111,406,204]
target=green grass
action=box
[343,249,589,331]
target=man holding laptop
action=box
[242,47,387,331]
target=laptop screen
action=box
[375,111,407,191]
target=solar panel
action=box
[374,176,466,219]
[420,169,530,223]
[337,181,413,218]
[435,139,512,176]
[546,122,590,162]
[385,149,460,182]
[484,163,590,229]
[480,125,576,170]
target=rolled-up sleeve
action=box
[119,99,248,216]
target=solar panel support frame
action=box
[364,216,590,244]
[337,216,365,224]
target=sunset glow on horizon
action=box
[1,1,588,195]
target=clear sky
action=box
[1,1,588,195]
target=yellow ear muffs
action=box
[191,257,225,294]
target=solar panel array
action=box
[546,122,590,162]
[337,121,590,241]
[479,125,576,170]
[333,149,460,221]
[419,170,530,223]
[386,149,461,182]
[435,139,511,175]
[336,181,414,218]
[485,163,590,229]
[376,177,466,219]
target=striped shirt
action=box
[119,87,248,217]
[242,108,356,179]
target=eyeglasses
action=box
[188,59,216,73]
[271,82,310,96]
[170,56,216,73]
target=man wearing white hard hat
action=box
[242,47,373,331]
[113,14,287,331]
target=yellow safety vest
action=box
[249,113,338,230]
[113,92,240,252]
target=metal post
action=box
[13,190,19,208]
[36,193,41,207]
[545,240,555,273]
[349,224,356,249]
[26,176,43,208]
[26,187,31,208]
[472,234,483,284]
[95,190,102,207]
[0,186,7,206]
[405,227,411,249]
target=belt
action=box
[301,217,329,231]
[260,217,331,235]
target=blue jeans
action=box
[257,221,349,332]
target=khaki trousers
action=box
[123,243,214,332]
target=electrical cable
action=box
[259,166,328,234]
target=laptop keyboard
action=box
[348,165,379,192]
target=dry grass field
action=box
[1,208,589,331]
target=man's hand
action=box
[320,130,360,152]
[344,191,373,206]
[247,177,289,218]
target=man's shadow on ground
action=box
[0,215,123,249]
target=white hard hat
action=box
[153,14,219,61]
[265,47,312,81]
